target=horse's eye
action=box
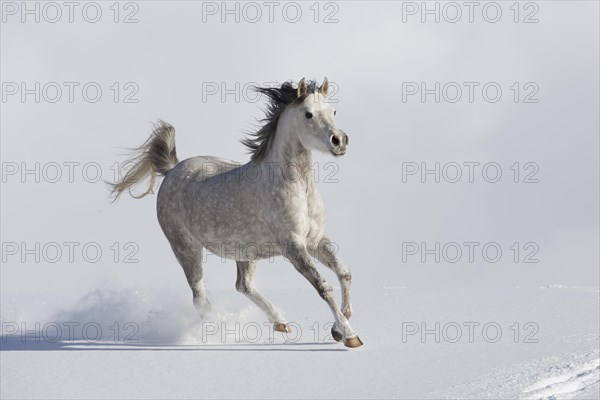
[334,110,337,116]
[305,112,313,119]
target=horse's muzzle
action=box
[329,131,348,156]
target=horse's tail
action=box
[108,120,179,202]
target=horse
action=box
[109,78,362,347]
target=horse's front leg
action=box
[313,237,353,320]
[285,239,363,348]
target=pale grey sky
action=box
[1,1,598,301]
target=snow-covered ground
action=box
[1,286,598,399]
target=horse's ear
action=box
[320,77,329,96]
[297,78,307,97]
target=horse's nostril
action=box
[331,135,341,146]
[345,135,349,145]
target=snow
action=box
[1,286,598,399]
[521,359,600,399]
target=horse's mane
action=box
[242,80,323,162]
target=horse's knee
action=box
[318,282,334,300]
[340,271,351,283]
[342,304,352,319]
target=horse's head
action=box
[242,78,349,162]
[290,77,348,157]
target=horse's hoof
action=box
[331,326,343,342]
[343,335,363,348]
[274,323,291,333]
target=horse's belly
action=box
[203,240,282,261]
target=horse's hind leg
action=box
[235,261,290,333]
[169,235,210,318]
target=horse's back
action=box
[156,156,240,226]
[171,156,240,180]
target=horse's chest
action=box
[304,192,325,242]
[270,183,325,242]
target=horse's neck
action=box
[263,126,314,189]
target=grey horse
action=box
[109,78,362,347]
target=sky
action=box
[1,1,598,302]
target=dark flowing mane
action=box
[242,80,323,162]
